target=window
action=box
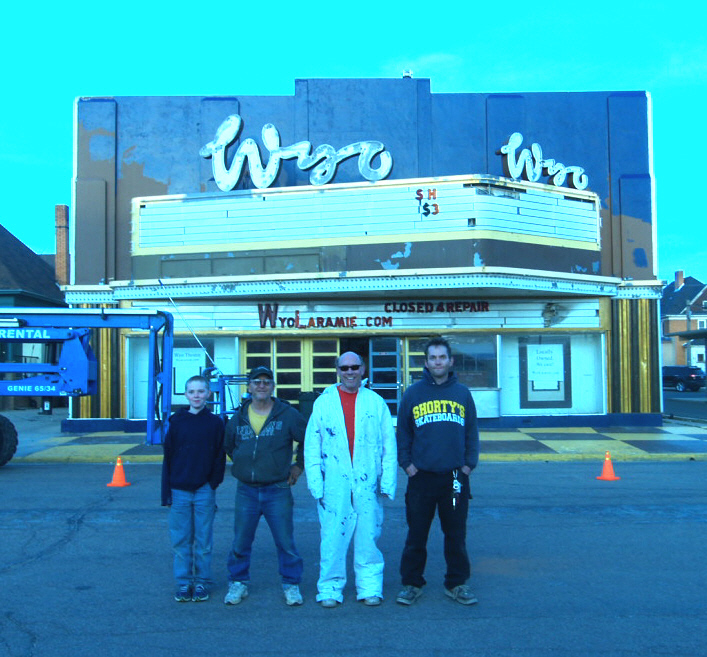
[518,336,572,408]
[407,335,498,388]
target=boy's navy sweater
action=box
[396,368,479,473]
[161,407,226,506]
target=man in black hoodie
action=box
[396,337,479,606]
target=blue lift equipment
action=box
[0,308,174,464]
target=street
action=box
[663,388,707,423]
[1,460,706,657]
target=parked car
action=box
[662,366,706,392]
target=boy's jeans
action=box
[169,484,216,586]
[227,481,303,585]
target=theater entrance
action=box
[243,336,404,417]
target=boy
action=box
[161,375,226,602]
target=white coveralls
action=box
[304,383,397,602]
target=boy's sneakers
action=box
[224,581,249,605]
[174,584,192,602]
[396,585,423,605]
[362,596,382,606]
[283,584,304,606]
[444,584,478,605]
[192,584,209,602]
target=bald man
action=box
[304,351,397,607]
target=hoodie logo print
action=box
[412,400,465,428]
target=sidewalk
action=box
[3,408,707,464]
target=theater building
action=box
[64,78,662,426]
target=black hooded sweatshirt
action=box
[396,368,479,473]
[161,407,225,506]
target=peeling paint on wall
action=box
[375,242,412,270]
[633,248,648,268]
[621,212,654,277]
[86,129,115,162]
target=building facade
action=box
[65,79,662,426]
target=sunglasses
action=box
[338,364,361,372]
[250,379,273,386]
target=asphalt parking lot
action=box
[1,455,706,657]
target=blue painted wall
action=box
[74,78,654,284]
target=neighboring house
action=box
[661,270,707,372]
[0,223,65,410]
[0,224,64,308]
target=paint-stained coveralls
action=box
[304,383,397,602]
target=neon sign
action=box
[498,132,588,190]
[200,114,393,190]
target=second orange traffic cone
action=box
[596,451,620,481]
[107,457,131,487]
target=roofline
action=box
[664,329,707,339]
[61,269,662,304]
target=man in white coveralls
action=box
[304,351,397,607]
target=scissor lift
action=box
[0,308,174,466]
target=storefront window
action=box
[406,335,498,388]
[518,336,571,408]
[499,333,604,415]
[245,340,272,372]
[274,340,301,405]
[447,335,498,388]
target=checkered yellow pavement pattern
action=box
[12,423,707,464]
[480,425,707,461]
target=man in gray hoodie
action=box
[223,366,306,607]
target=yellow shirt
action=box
[248,405,268,435]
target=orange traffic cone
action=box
[107,456,131,487]
[596,451,620,481]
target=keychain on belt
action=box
[452,469,462,509]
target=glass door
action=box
[368,337,402,417]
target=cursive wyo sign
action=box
[200,114,394,191]
[498,132,588,190]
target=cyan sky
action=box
[1,0,703,283]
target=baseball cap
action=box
[248,366,274,381]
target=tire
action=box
[675,381,686,393]
[0,414,18,467]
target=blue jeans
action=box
[169,484,216,586]
[227,481,303,585]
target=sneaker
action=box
[362,596,382,606]
[320,598,339,608]
[224,581,248,605]
[283,584,303,606]
[174,584,192,602]
[396,585,423,606]
[192,584,209,602]
[444,584,478,605]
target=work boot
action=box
[396,585,422,605]
[444,584,478,605]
